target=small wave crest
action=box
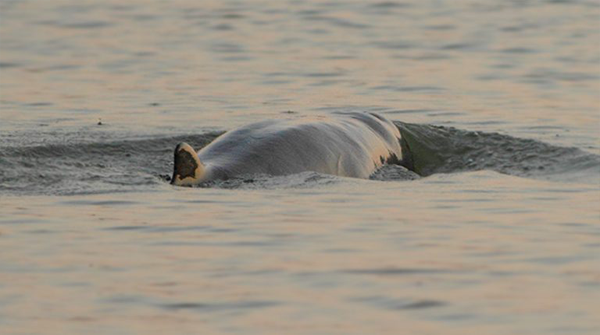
[396,122,600,182]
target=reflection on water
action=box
[1,0,599,334]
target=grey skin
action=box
[171,112,412,186]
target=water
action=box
[1,0,599,334]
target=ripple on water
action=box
[350,296,447,311]
[0,62,21,68]
[341,267,455,276]
[159,300,280,312]
[60,200,140,206]
[101,293,280,315]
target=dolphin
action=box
[171,112,413,186]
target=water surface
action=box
[1,0,599,334]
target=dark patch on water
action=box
[103,225,147,231]
[424,24,456,31]
[526,255,591,265]
[500,47,538,54]
[0,62,20,69]
[372,41,415,50]
[211,42,245,54]
[303,15,371,29]
[61,200,139,206]
[523,68,599,84]
[38,19,112,29]
[441,42,479,50]
[373,85,444,93]
[24,102,54,107]
[351,296,447,311]
[305,71,344,78]
[369,2,410,9]
[59,21,112,29]
[213,23,234,31]
[342,267,453,276]
[160,300,279,312]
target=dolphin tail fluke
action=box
[171,142,205,186]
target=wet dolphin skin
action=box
[171,112,411,186]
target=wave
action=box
[0,133,220,196]
[0,123,598,195]
[396,122,600,182]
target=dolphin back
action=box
[196,112,406,180]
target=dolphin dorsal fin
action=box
[171,142,205,186]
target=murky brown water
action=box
[1,0,599,334]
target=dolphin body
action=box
[171,112,413,186]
